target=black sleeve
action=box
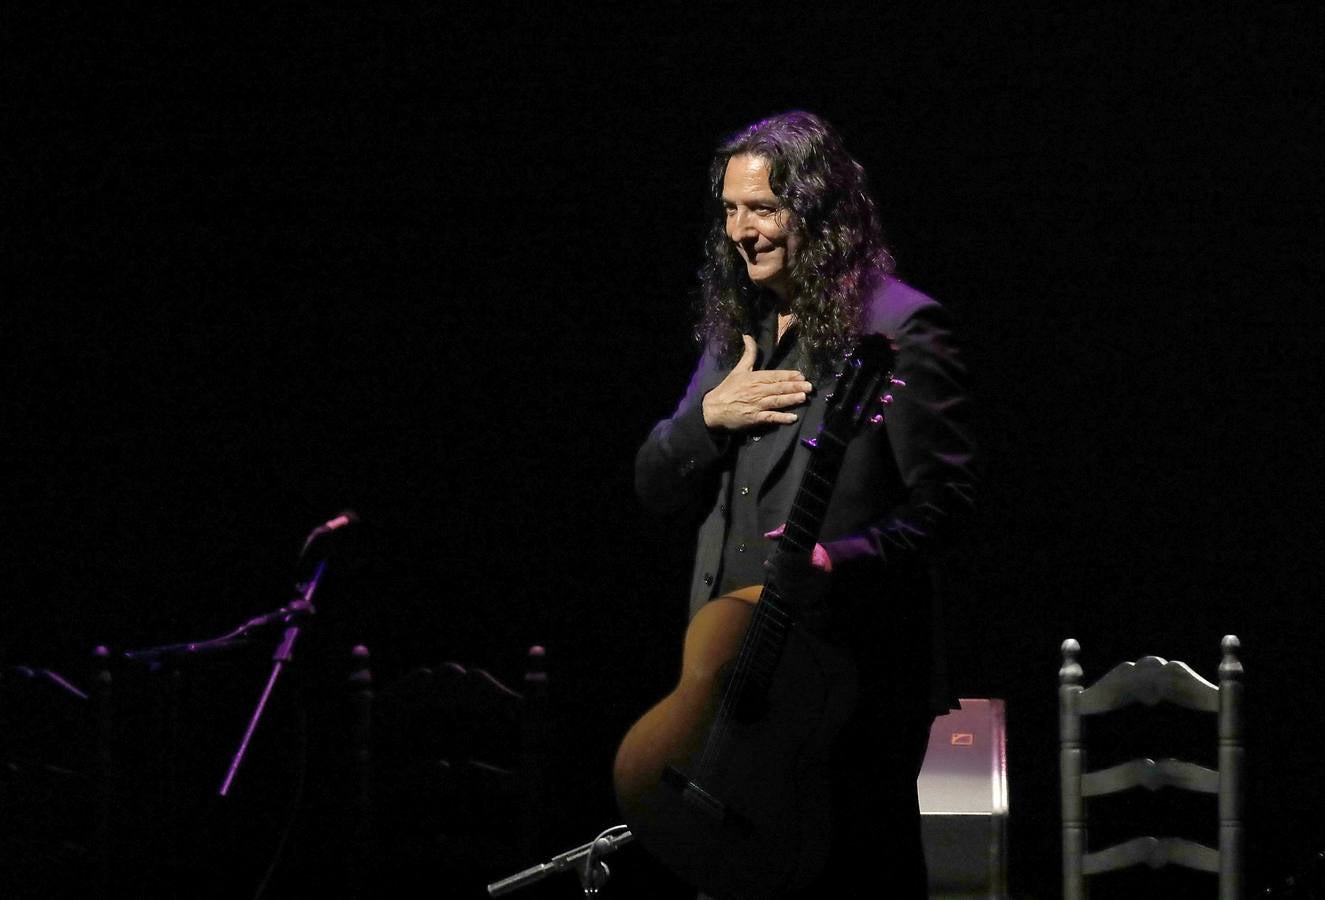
[635,349,733,517]
[822,301,979,570]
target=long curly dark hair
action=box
[697,111,894,371]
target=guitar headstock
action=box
[805,334,901,452]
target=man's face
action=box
[722,154,801,300]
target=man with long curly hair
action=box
[633,111,978,897]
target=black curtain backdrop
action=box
[6,5,1323,898]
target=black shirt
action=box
[716,306,801,596]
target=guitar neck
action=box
[763,430,849,586]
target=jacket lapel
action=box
[756,370,830,499]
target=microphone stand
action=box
[218,558,327,797]
[487,825,633,897]
[122,512,357,669]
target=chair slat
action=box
[1078,656,1218,715]
[1083,836,1219,874]
[1081,757,1219,796]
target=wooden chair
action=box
[1059,635,1244,899]
[0,663,94,895]
[369,645,550,890]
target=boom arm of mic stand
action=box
[123,596,317,665]
[486,826,633,897]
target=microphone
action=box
[299,509,359,557]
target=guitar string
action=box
[702,603,787,777]
[698,521,799,777]
[699,452,831,774]
[696,417,855,776]
[699,507,822,776]
[699,592,776,776]
[697,469,826,777]
[691,355,892,787]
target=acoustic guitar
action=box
[613,335,899,899]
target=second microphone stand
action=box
[218,558,327,797]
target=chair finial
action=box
[525,644,548,688]
[1060,638,1082,686]
[1219,634,1243,681]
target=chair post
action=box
[91,645,113,900]
[1218,635,1244,900]
[1059,638,1086,900]
[348,644,374,889]
[520,644,549,859]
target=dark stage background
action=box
[6,5,1323,898]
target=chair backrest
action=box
[1059,635,1243,900]
[370,645,550,889]
[0,664,94,895]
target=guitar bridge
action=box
[663,766,726,822]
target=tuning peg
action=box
[881,394,894,406]
[801,437,819,450]
[889,377,906,387]
[869,414,885,425]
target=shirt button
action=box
[752,435,761,442]
[719,504,727,514]
[740,486,750,496]
[737,543,747,553]
[703,573,714,586]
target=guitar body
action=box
[613,588,859,899]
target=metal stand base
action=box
[487,825,633,897]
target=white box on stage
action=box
[918,698,1009,899]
